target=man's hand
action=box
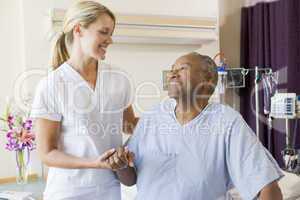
[108,147,134,171]
[107,146,137,186]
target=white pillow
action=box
[279,170,300,200]
[227,170,300,200]
[121,184,137,200]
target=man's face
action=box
[167,55,212,101]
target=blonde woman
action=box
[30,1,138,199]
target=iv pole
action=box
[242,67,272,139]
[255,67,260,139]
[213,51,272,139]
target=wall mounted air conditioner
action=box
[49,9,218,45]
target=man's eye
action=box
[99,31,109,35]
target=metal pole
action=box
[286,118,291,149]
[255,66,260,139]
[267,116,273,151]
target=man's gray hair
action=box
[189,52,218,88]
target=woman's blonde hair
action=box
[51,1,115,69]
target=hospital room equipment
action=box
[226,68,247,88]
[214,53,272,139]
[215,65,300,198]
[262,71,278,151]
[213,53,300,176]
[216,62,228,103]
[270,93,300,175]
[245,67,272,140]
[226,70,300,175]
[229,73,300,174]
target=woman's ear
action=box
[73,23,83,37]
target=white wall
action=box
[0,0,26,178]
[22,0,219,70]
[97,0,218,17]
[219,0,243,110]
[0,0,219,178]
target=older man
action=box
[109,52,283,200]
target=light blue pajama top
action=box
[128,98,283,200]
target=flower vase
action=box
[15,148,30,184]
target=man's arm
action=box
[123,105,139,134]
[259,181,282,200]
[225,114,284,200]
[116,166,137,186]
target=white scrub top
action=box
[31,62,133,200]
[128,98,283,200]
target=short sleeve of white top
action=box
[30,62,133,199]
[128,99,283,200]
[30,74,62,121]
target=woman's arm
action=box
[36,118,114,169]
[123,105,139,134]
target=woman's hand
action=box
[91,148,117,169]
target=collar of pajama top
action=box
[30,62,132,196]
[128,98,283,200]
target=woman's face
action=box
[79,14,115,60]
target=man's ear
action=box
[206,79,217,95]
[73,24,83,37]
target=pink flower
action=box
[3,111,35,151]
[20,129,35,144]
[7,115,15,125]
